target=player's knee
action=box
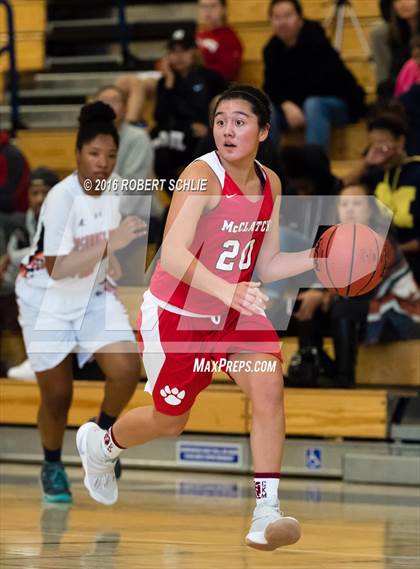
[42,387,72,416]
[163,422,185,437]
[107,356,141,385]
[159,414,189,437]
[251,374,284,414]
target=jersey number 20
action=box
[216,239,256,272]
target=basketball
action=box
[314,223,387,296]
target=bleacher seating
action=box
[15,127,363,176]
[0,378,394,439]
[15,129,77,179]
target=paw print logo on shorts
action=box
[160,385,186,406]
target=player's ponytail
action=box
[213,85,271,129]
[76,101,119,150]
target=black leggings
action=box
[296,297,369,387]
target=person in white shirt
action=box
[15,102,146,503]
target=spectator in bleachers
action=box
[94,85,165,284]
[2,168,59,380]
[399,86,420,155]
[196,0,243,81]
[338,186,419,346]
[388,0,419,85]
[394,33,420,155]
[1,168,58,297]
[94,86,153,187]
[395,34,420,154]
[372,0,419,97]
[0,131,30,215]
[263,145,340,332]
[266,145,341,375]
[348,113,420,281]
[263,0,366,150]
[279,144,342,233]
[115,1,239,125]
[370,0,393,89]
[152,29,226,191]
[394,33,420,95]
[0,133,31,356]
[93,86,163,234]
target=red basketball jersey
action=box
[150,151,274,314]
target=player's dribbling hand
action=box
[109,216,147,250]
[223,281,269,316]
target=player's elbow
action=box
[256,264,271,284]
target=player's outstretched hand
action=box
[109,216,147,251]
[225,281,269,316]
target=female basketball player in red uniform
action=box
[77,86,314,551]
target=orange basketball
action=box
[313,223,387,296]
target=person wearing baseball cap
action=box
[167,28,197,51]
[152,28,227,194]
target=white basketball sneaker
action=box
[7,359,36,380]
[76,422,118,506]
[246,501,301,551]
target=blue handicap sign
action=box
[305,447,322,470]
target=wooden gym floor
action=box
[1,463,419,569]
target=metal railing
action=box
[117,0,130,64]
[0,0,19,135]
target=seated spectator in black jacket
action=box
[264,0,366,150]
[152,29,226,192]
[399,83,420,155]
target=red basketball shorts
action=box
[137,290,283,416]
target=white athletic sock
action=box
[101,427,124,460]
[254,473,280,506]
